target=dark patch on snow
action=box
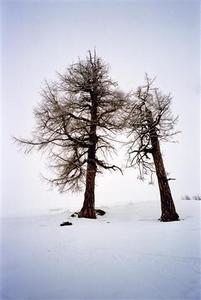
[96,209,106,216]
[60,221,72,226]
[71,212,79,217]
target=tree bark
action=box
[78,159,97,219]
[78,91,97,219]
[147,110,179,222]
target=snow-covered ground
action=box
[1,200,200,300]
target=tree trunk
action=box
[147,110,179,222]
[78,160,97,219]
[78,92,97,219]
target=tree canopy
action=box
[126,74,179,181]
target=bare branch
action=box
[15,50,125,193]
[125,74,180,181]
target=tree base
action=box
[78,208,96,219]
[160,211,180,222]
[72,209,105,219]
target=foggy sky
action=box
[1,0,200,216]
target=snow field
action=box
[1,200,200,300]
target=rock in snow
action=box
[0,200,200,300]
[60,221,72,226]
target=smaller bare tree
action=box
[125,74,180,222]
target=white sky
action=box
[1,0,200,216]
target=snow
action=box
[1,200,200,300]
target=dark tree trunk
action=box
[79,91,97,219]
[78,159,97,219]
[147,110,179,222]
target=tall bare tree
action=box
[125,75,179,222]
[15,51,125,218]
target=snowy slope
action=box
[1,200,200,300]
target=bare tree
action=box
[15,51,125,218]
[125,75,180,222]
